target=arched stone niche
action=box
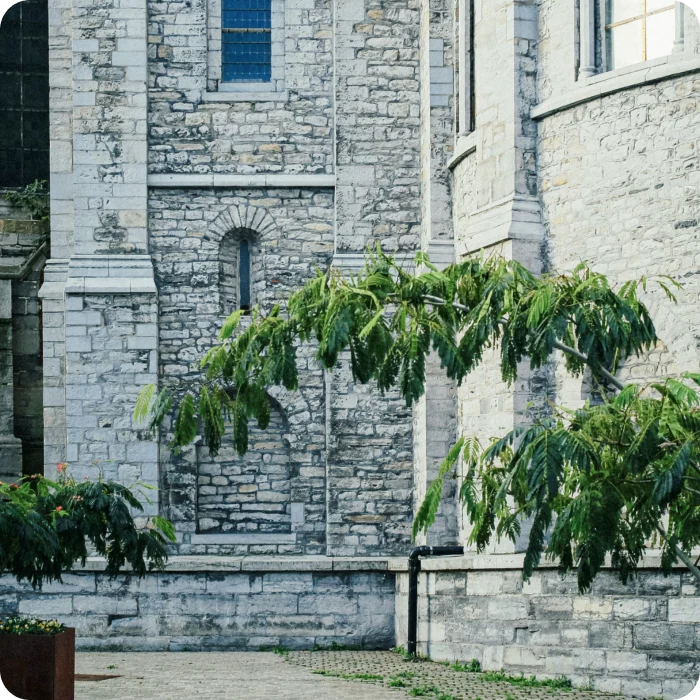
[196,394,294,534]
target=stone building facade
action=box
[0,0,700,696]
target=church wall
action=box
[430,5,700,695]
[395,562,700,699]
[149,186,333,555]
[12,267,45,475]
[537,73,700,405]
[147,0,334,176]
[0,562,395,651]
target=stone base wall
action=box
[394,560,700,700]
[1,559,396,652]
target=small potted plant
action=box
[0,466,175,699]
[0,617,74,700]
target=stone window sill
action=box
[531,55,700,120]
[202,90,289,103]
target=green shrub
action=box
[0,465,175,588]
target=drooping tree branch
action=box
[552,341,625,391]
[657,526,700,584]
[139,250,692,592]
[421,294,626,392]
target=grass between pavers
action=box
[312,670,385,682]
[393,648,575,693]
[284,649,623,700]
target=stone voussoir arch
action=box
[208,203,278,244]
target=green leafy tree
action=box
[0,465,176,588]
[137,249,700,591]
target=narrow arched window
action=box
[219,228,256,318]
[239,239,251,312]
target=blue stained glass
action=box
[222,32,271,82]
[222,0,271,26]
[221,0,272,82]
[239,240,251,310]
[223,9,270,29]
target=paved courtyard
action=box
[75,651,635,700]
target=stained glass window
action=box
[222,0,272,82]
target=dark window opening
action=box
[468,0,475,133]
[0,0,49,188]
[239,239,251,311]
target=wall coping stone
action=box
[71,555,403,574]
[389,551,696,573]
[64,278,157,295]
[64,254,157,295]
[148,174,336,188]
[531,55,700,120]
[426,240,455,268]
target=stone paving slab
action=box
[74,652,401,700]
[74,651,640,700]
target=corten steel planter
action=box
[0,628,75,700]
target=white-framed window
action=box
[604,0,676,70]
[207,0,285,93]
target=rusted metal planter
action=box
[0,628,75,700]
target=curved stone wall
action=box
[537,71,700,401]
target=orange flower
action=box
[55,506,63,512]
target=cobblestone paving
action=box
[285,651,636,700]
[75,651,638,700]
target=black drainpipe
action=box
[407,545,464,658]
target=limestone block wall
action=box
[334,0,422,253]
[196,401,294,535]
[149,187,333,555]
[41,263,68,469]
[71,0,149,256]
[536,72,700,405]
[418,0,454,247]
[0,221,46,476]
[535,0,578,105]
[326,361,415,556]
[395,560,700,699]
[1,560,396,651]
[147,0,334,175]
[63,286,159,515]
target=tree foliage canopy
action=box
[0,467,176,588]
[138,249,699,590]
